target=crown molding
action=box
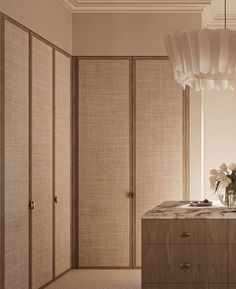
[202,0,236,29]
[59,0,236,28]
[59,0,75,12]
[205,14,236,29]
[60,0,212,13]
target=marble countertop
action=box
[142,201,236,219]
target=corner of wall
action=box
[0,0,73,55]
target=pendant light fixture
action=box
[164,0,236,91]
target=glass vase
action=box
[217,184,236,207]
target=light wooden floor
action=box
[45,270,141,289]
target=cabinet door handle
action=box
[128,192,135,199]
[180,232,191,238]
[180,263,191,269]
[54,196,58,204]
[29,201,35,210]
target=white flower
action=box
[209,175,217,184]
[228,163,236,171]
[218,170,226,178]
[221,181,229,188]
[209,175,218,191]
[219,163,228,172]
[209,165,232,192]
[210,183,216,190]
[210,169,218,176]
[220,176,231,188]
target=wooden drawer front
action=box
[228,245,236,282]
[142,244,227,283]
[228,220,236,243]
[142,285,223,289]
[173,244,227,283]
[142,220,227,244]
[142,285,172,289]
[229,285,236,289]
[209,286,228,289]
[142,245,171,282]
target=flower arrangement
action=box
[209,163,236,193]
[210,163,236,207]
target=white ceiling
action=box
[59,0,236,29]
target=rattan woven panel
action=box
[55,51,71,276]
[135,60,183,266]
[4,20,29,289]
[78,59,130,266]
[31,36,53,289]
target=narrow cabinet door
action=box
[31,36,53,289]
[54,50,71,276]
[78,59,131,267]
[135,59,184,266]
[4,20,29,289]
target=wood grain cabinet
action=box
[142,219,235,289]
[142,285,223,289]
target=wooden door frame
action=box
[0,12,5,289]
[183,85,190,200]
[72,56,79,269]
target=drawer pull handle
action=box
[180,263,191,269]
[29,201,35,210]
[128,192,135,199]
[180,232,191,238]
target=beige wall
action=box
[0,0,72,54]
[189,89,202,200]
[72,13,201,56]
[203,90,236,201]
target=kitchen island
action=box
[142,201,236,289]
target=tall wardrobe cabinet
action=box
[76,57,189,268]
[0,15,72,289]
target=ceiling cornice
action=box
[204,13,236,29]
[202,0,236,29]
[202,6,236,30]
[59,0,236,29]
[60,0,212,13]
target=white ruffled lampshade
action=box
[164,29,236,91]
